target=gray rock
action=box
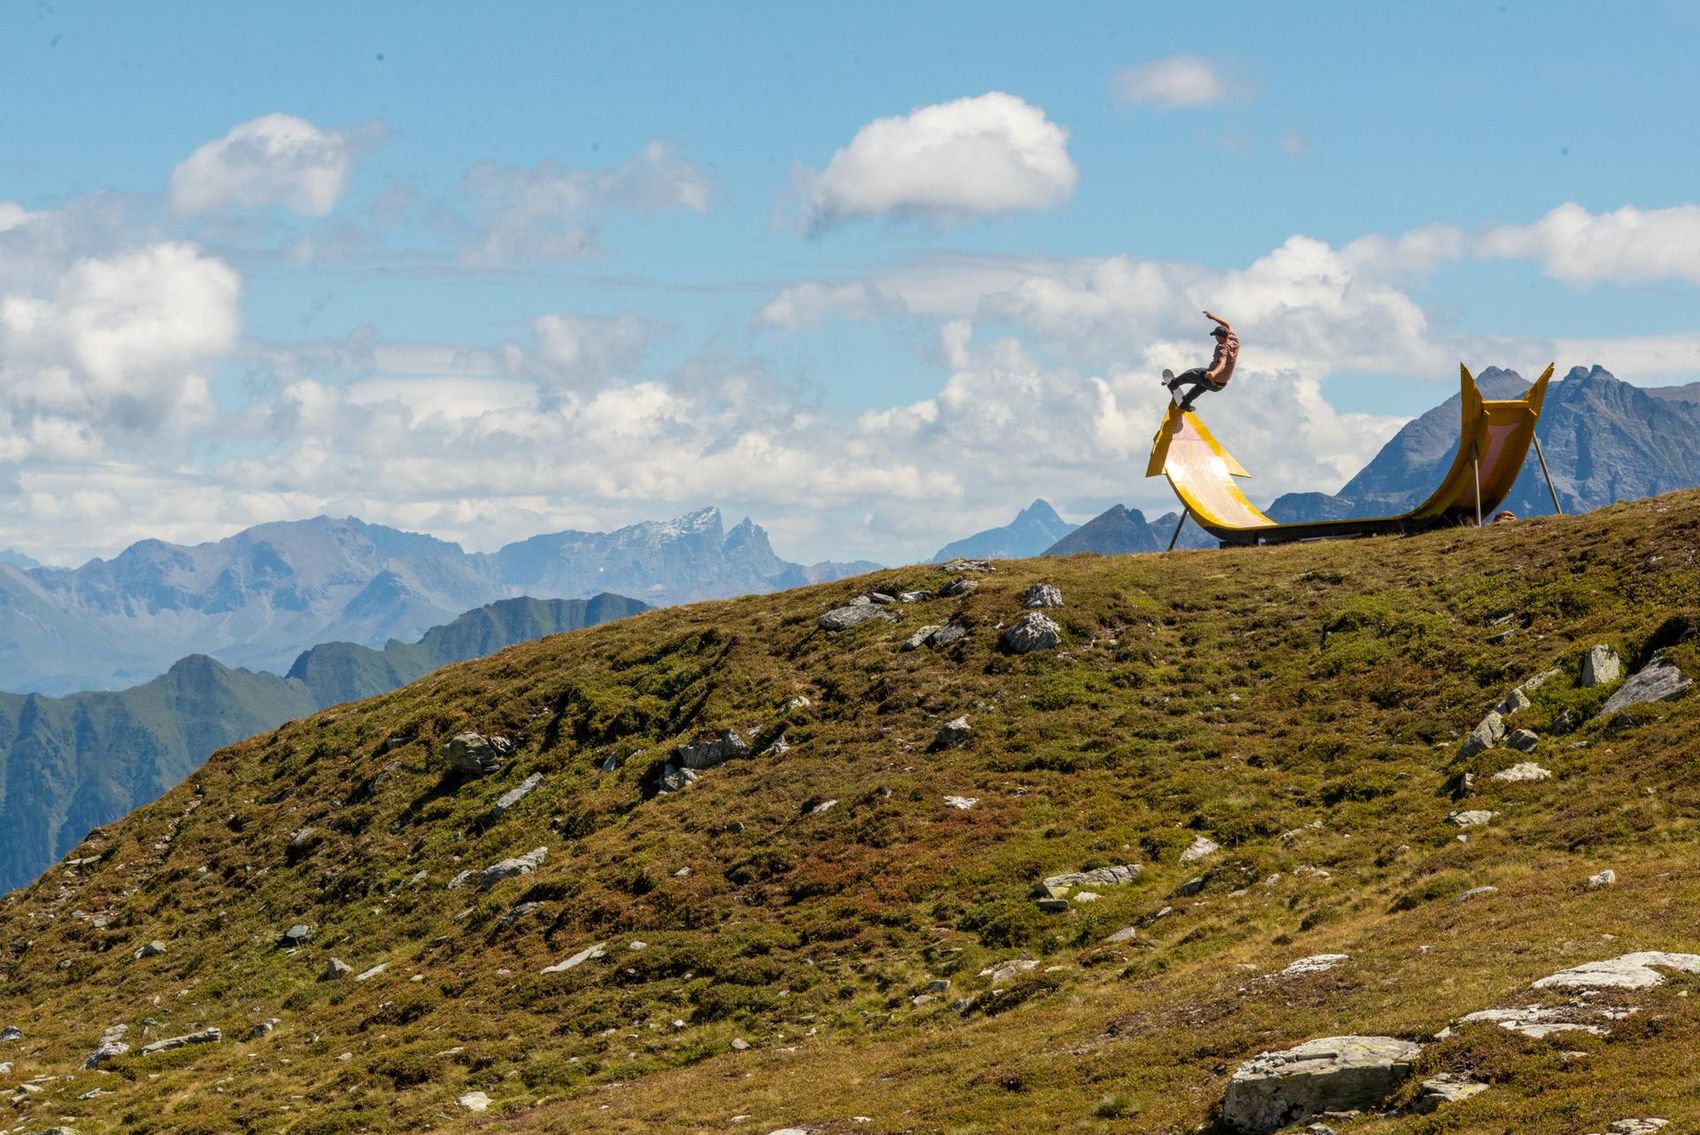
[1001,612,1061,654]
[902,625,943,651]
[1492,761,1551,783]
[1600,655,1692,716]
[458,1091,492,1112]
[354,963,387,982]
[1021,582,1063,609]
[541,942,608,975]
[1457,712,1505,757]
[1448,810,1496,827]
[927,979,951,993]
[246,1018,281,1040]
[1533,951,1700,991]
[675,730,749,770]
[729,1037,751,1051]
[1413,1074,1490,1112]
[443,732,511,776]
[1451,1005,1610,1039]
[940,557,993,573]
[445,869,474,890]
[1036,898,1071,913]
[498,902,544,929]
[933,716,971,749]
[324,957,352,980]
[867,592,896,605]
[1505,729,1540,752]
[2,1027,24,1043]
[1275,954,1349,977]
[763,734,790,756]
[279,923,311,947]
[1181,835,1221,864]
[134,939,166,960]
[480,846,547,888]
[1597,1121,1670,1135]
[82,1024,129,1069]
[938,577,980,598]
[597,751,624,773]
[1222,1035,1423,1133]
[926,623,968,648]
[138,1026,221,1056]
[493,772,544,816]
[1455,886,1499,902]
[1493,687,1532,716]
[898,591,932,603]
[649,763,698,795]
[942,795,978,810]
[1035,863,1143,898]
[1589,869,1617,888]
[806,798,838,815]
[818,604,896,631]
[1580,644,1622,688]
[1521,667,1562,694]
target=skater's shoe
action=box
[1161,368,1175,388]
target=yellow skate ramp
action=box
[1147,364,1554,545]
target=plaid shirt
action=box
[1204,330,1239,386]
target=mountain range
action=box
[0,508,870,696]
[1267,364,1700,523]
[0,593,647,894]
[937,365,1700,557]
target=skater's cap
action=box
[1211,325,1229,336]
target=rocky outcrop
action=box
[817,604,896,631]
[1001,612,1061,654]
[1020,583,1063,609]
[139,1026,221,1056]
[478,847,548,888]
[443,733,511,777]
[1600,656,1691,716]
[1581,644,1622,688]
[1034,864,1142,899]
[1223,1035,1422,1133]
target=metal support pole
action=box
[1472,442,1483,529]
[1167,511,1189,552]
[1531,433,1563,515]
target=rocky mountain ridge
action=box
[1,508,865,696]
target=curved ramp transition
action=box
[1147,364,1554,545]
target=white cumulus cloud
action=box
[0,242,241,434]
[805,92,1078,228]
[1111,55,1231,108]
[169,113,380,217]
[1481,202,1700,285]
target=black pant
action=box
[1170,368,1223,410]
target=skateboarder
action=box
[1162,311,1238,411]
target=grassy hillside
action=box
[2,493,1699,1134]
[0,594,647,895]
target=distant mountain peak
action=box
[932,498,1078,562]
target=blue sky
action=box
[2,1,1698,565]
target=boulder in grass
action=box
[1001,612,1061,654]
[1021,582,1063,609]
[1222,1035,1422,1133]
[1580,644,1622,688]
[674,730,749,771]
[479,846,547,888]
[443,733,511,777]
[1600,655,1692,717]
[932,716,971,749]
[1457,712,1505,758]
[818,604,896,631]
[139,1026,221,1056]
